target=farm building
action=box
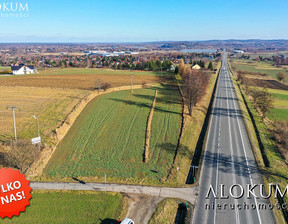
[11,64,37,75]
[191,64,201,70]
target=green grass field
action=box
[2,191,125,224]
[231,59,288,83]
[249,88,288,121]
[44,85,182,184]
[267,89,288,121]
[36,68,171,76]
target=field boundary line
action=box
[144,90,158,163]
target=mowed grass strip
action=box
[0,86,89,142]
[2,190,125,224]
[44,85,182,184]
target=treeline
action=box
[178,59,210,115]
[237,72,273,119]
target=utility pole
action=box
[161,60,163,75]
[33,115,41,151]
[130,74,134,92]
[7,106,20,141]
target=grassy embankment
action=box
[149,199,191,224]
[229,60,288,224]
[44,84,183,186]
[2,191,126,224]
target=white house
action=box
[11,64,37,75]
[191,64,201,70]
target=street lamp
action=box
[7,106,20,141]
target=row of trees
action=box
[178,60,210,115]
[236,72,274,120]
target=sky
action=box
[0,0,287,42]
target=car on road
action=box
[120,218,134,224]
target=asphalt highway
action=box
[192,54,276,224]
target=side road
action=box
[30,182,198,204]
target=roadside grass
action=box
[0,86,89,143]
[230,59,288,83]
[149,198,192,224]
[149,199,179,224]
[229,61,288,224]
[43,85,182,185]
[2,190,126,224]
[167,63,220,184]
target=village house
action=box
[11,64,37,75]
[191,64,201,70]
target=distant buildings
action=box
[84,50,139,57]
[11,64,37,75]
[233,50,244,54]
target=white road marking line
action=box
[225,63,240,224]
[228,65,262,224]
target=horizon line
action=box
[0,39,288,44]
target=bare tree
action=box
[5,140,39,173]
[276,71,286,82]
[184,69,209,115]
[94,79,111,92]
[250,87,274,119]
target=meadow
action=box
[266,88,288,121]
[231,58,288,83]
[44,85,182,184]
[0,86,89,142]
[2,190,125,224]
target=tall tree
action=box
[208,61,214,70]
[179,58,185,77]
[184,69,209,115]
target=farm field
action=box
[38,68,170,76]
[0,72,169,90]
[266,88,288,121]
[230,58,288,83]
[239,51,288,59]
[2,190,125,224]
[0,86,89,142]
[44,85,182,184]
